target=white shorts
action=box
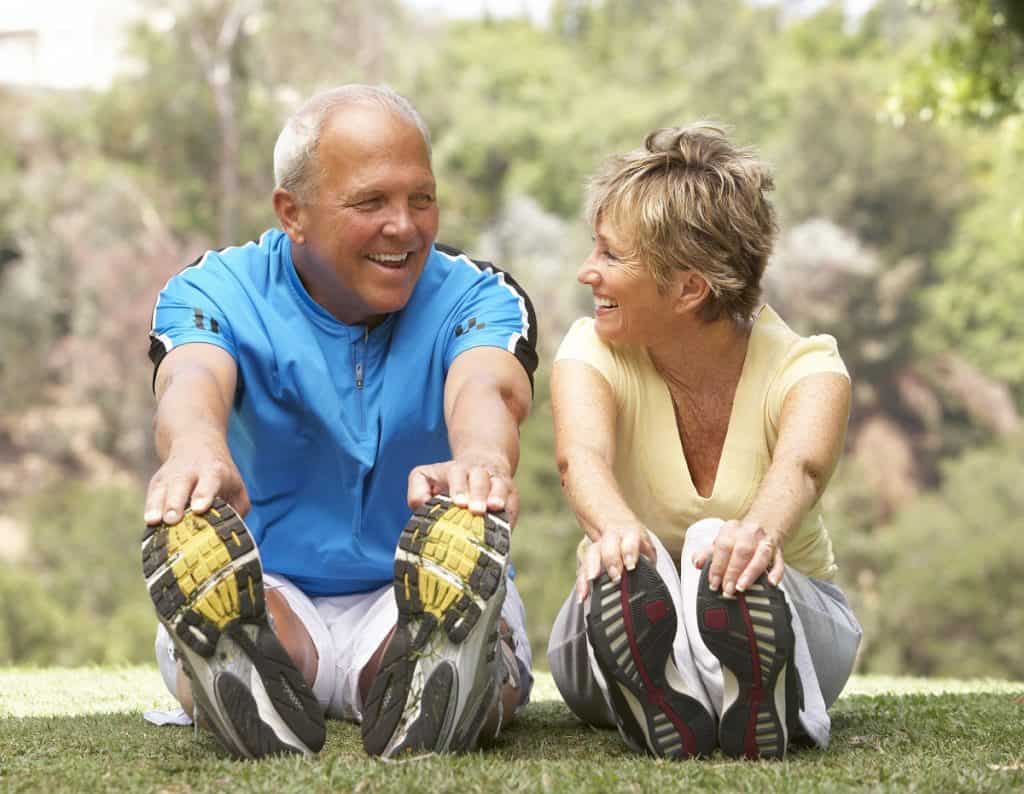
[156,572,534,722]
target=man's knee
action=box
[266,588,319,688]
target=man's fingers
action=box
[162,474,198,525]
[467,466,492,514]
[189,469,222,514]
[226,479,251,517]
[447,463,470,507]
[736,538,775,593]
[144,480,167,526]
[503,486,520,528]
[485,474,510,514]
[407,466,438,509]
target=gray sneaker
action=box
[142,499,325,758]
[361,495,510,757]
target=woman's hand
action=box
[692,519,784,596]
[575,524,656,602]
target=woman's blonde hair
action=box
[585,123,777,322]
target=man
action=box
[141,85,537,760]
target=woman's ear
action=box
[673,270,711,315]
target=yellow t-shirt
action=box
[554,305,848,581]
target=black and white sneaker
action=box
[142,499,325,759]
[586,557,716,759]
[696,564,802,760]
[361,495,511,758]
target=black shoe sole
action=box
[361,495,510,758]
[696,564,795,760]
[587,557,716,759]
[142,498,325,758]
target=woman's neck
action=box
[647,312,754,394]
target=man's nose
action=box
[382,205,415,237]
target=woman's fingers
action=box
[735,537,776,593]
[600,530,624,583]
[768,547,786,586]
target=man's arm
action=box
[143,342,249,526]
[406,346,531,523]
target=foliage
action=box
[0,483,154,666]
[831,438,1024,679]
[895,0,1024,124]
[0,0,1022,686]
[916,123,1024,400]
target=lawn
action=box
[1,667,1023,793]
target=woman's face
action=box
[578,216,676,345]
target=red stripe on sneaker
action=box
[737,593,764,759]
[619,575,697,757]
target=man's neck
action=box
[289,241,385,328]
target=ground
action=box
[1,668,1023,793]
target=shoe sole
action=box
[696,564,795,760]
[142,499,325,759]
[587,557,715,759]
[361,495,510,758]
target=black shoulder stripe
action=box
[435,243,539,389]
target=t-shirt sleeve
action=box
[767,332,849,429]
[148,254,239,385]
[554,317,620,392]
[443,265,538,387]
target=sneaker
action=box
[696,564,801,760]
[361,494,510,758]
[586,557,716,759]
[142,498,325,759]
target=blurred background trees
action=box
[1,0,1021,679]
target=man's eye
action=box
[411,193,435,209]
[355,197,383,210]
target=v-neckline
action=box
[648,311,760,502]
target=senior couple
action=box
[142,84,861,762]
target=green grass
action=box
[1,668,1023,793]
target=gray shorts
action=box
[546,519,862,746]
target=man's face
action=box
[296,106,439,325]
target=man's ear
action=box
[273,188,305,245]
[673,270,711,315]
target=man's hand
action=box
[144,431,250,526]
[407,458,518,525]
[691,518,784,596]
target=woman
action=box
[547,123,862,760]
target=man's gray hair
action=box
[273,84,432,205]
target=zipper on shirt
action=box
[353,326,368,432]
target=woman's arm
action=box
[552,359,655,600]
[696,371,851,595]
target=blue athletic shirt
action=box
[149,229,537,596]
